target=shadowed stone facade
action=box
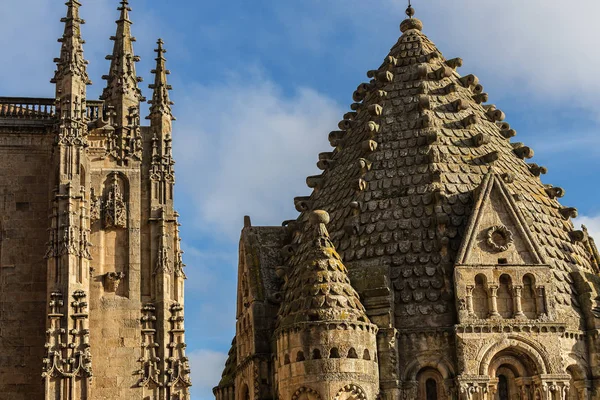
[215,6,600,400]
[0,1,191,399]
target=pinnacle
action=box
[100,0,143,113]
[117,0,132,22]
[52,0,90,85]
[148,39,175,120]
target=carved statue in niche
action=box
[89,188,101,222]
[104,271,126,292]
[104,173,127,229]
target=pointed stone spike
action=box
[148,39,175,121]
[53,0,90,86]
[101,0,144,123]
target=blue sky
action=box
[2,1,600,399]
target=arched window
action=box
[417,368,444,400]
[363,349,371,361]
[498,375,509,400]
[473,274,489,318]
[497,274,514,318]
[426,378,438,400]
[522,274,537,319]
[329,347,340,359]
[312,349,321,360]
[347,348,358,359]
[284,354,290,365]
[296,351,305,362]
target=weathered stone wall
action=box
[0,131,53,399]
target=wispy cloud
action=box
[575,215,600,242]
[173,71,341,238]
[188,349,228,400]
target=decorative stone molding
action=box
[137,303,162,388]
[334,384,367,400]
[486,225,513,252]
[291,386,322,400]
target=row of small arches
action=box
[283,348,374,365]
[472,273,545,320]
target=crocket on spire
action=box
[101,0,144,127]
[148,39,175,122]
[52,0,90,87]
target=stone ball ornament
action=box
[486,225,514,252]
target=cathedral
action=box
[214,5,600,400]
[0,1,191,399]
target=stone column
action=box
[488,285,500,318]
[516,377,533,400]
[513,285,525,319]
[466,285,475,317]
[536,285,547,317]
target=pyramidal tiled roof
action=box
[288,9,598,325]
[278,210,370,329]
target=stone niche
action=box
[90,172,130,296]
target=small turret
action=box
[276,210,379,400]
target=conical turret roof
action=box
[289,10,597,325]
[278,210,370,328]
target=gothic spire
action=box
[101,0,144,122]
[51,0,90,87]
[148,39,175,121]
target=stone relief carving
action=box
[104,174,127,229]
[104,271,126,292]
[291,387,322,400]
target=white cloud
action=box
[188,349,228,400]
[575,215,600,242]
[173,73,341,238]
[391,0,600,109]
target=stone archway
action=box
[479,338,549,376]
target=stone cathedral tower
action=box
[215,6,600,400]
[0,1,191,399]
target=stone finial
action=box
[400,16,422,33]
[308,210,330,226]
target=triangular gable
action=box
[456,171,545,266]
